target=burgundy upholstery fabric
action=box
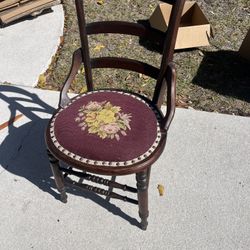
[52,91,159,163]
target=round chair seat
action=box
[47,90,163,169]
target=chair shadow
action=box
[192,50,250,103]
[136,21,250,104]
[137,19,164,54]
[137,19,200,54]
[0,85,139,228]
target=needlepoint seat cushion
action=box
[48,90,162,167]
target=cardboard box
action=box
[149,1,211,49]
[239,29,250,61]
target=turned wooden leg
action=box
[146,166,151,187]
[106,176,116,202]
[136,169,150,230]
[47,149,67,203]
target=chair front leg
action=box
[146,166,151,187]
[47,149,68,203]
[136,168,150,230]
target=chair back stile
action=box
[153,0,185,105]
[75,0,93,91]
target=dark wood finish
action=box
[160,0,175,4]
[163,62,177,130]
[106,175,116,202]
[60,167,138,193]
[46,0,186,230]
[65,178,138,205]
[153,0,186,107]
[75,0,93,91]
[60,48,83,108]
[146,166,151,187]
[47,149,67,203]
[91,57,159,79]
[87,21,164,45]
[136,170,149,230]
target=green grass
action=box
[39,0,250,116]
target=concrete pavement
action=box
[0,5,64,87]
[0,85,249,249]
[1,3,249,248]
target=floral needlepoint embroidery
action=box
[75,101,132,140]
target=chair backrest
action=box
[74,0,185,107]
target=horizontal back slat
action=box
[160,0,175,4]
[91,57,159,79]
[87,21,164,45]
[75,0,185,106]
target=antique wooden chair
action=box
[45,0,185,230]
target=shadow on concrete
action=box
[0,85,139,228]
[193,50,250,103]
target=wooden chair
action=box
[45,0,185,230]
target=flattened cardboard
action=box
[239,29,250,61]
[149,1,211,49]
[0,0,60,25]
[0,0,19,11]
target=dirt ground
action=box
[39,0,250,116]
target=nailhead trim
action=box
[49,90,162,167]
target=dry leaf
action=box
[157,184,164,196]
[80,86,87,94]
[97,0,104,5]
[176,98,189,108]
[37,74,46,88]
[93,43,105,52]
[60,36,64,44]
[198,50,204,56]
[80,66,85,74]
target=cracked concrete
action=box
[0,85,250,249]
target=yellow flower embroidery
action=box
[96,109,116,124]
[75,101,131,140]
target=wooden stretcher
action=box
[0,0,60,26]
